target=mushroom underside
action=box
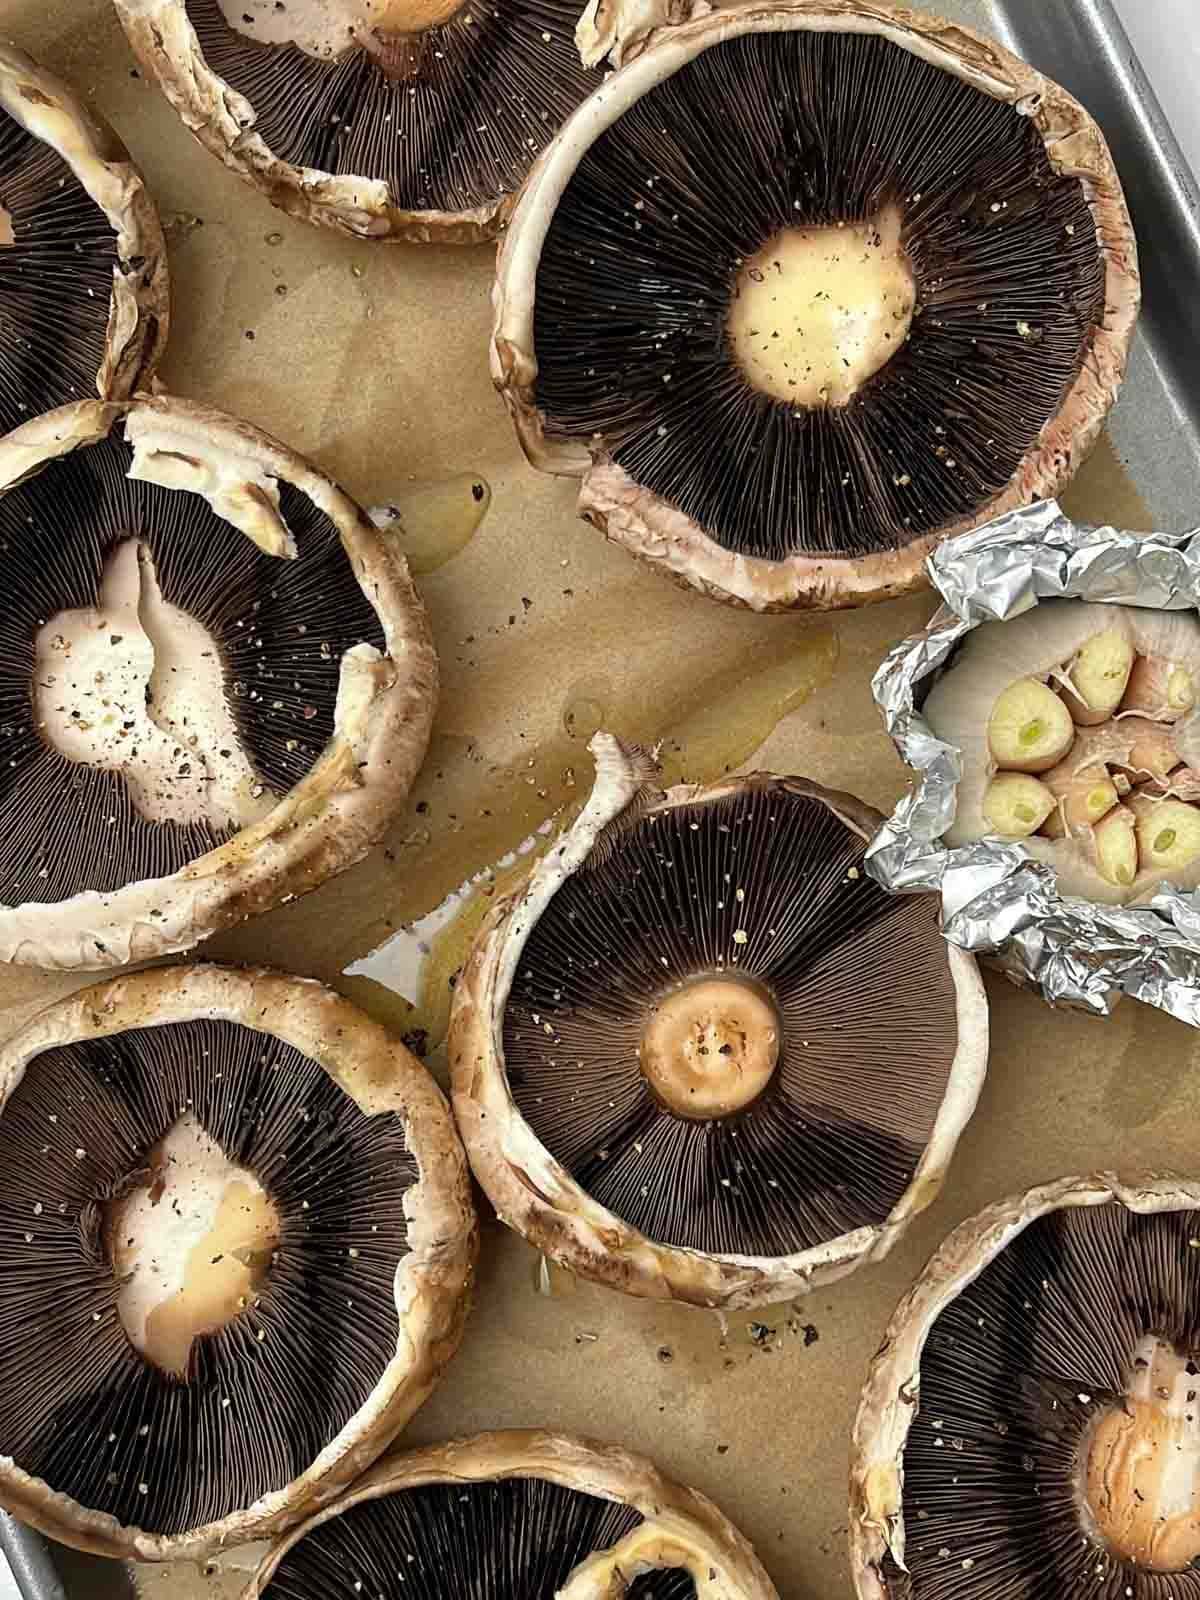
[0,420,385,905]
[0,112,118,432]
[262,1473,697,1598]
[185,0,601,214]
[503,782,960,1254]
[533,28,1106,561]
[890,1202,1200,1596]
[0,1016,415,1535]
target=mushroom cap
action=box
[450,733,988,1309]
[242,1429,779,1600]
[492,0,1139,612]
[0,392,436,969]
[849,1171,1200,1600]
[0,43,166,428]
[113,0,605,242]
[0,962,477,1562]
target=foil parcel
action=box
[867,499,1200,1024]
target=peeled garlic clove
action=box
[987,679,1075,773]
[1041,749,1118,833]
[1059,627,1135,726]
[1128,795,1200,876]
[982,774,1056,839]
[1121,655,1197,722]
[1091,805,1138,888]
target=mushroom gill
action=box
[851,1178,1200,1600]
[452,737,988,1306]
[5,421,380,898]
[0,395,437,969]
[0,46,166,434]
[117,0,604,238]
[246,1432,779,1600]
[0,966,476,1559]
[493,5,1138,610]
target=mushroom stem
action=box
[1083,1334,1200,1572]
[639,974,780,1120]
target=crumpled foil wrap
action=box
[866,499,1200,1024]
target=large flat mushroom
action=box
[243,1430,779,1600]
[851,1173,1200,1599]
[0,393,437,969]
[492,1,1139,611]
[114,0,610,241]
[0,963,476,1562]
[0,44,166,435]
[450,734,988,1308]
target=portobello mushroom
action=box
[244,1430,779,1600]
[114,0,610,241]
[0,393,436,969]
[492,0,1139,611]
[0,44,165,446]
[0,963,476,1561]
[851,1173,1200,1599]
[450,733,988,1308]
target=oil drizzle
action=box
[371,471,492,574]
[339,625,839,1054]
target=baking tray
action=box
[1,0,1198,1596]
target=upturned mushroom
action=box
[0,44,166,447]
[0,393,437,969]
[450,734,988,1308]
[0,964,476,1561]
[114,0,609,241]
[924,600,1200,903]
[851,1173,1200,1600]
[244,1431,779,1600]
[492,0,1138,610]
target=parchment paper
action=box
[0,3,1192,1597]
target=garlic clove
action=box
[1060,627,1135,726]
[1121,655,1197,722]
[982,774,1056,839]
[1041,747,1119,834]
[1092,805,1139,888]
[1128,795,1200,877]
[987,678,1075,773]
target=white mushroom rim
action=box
[0,395,436,970]
[0,964,476,1562]
[491,0,1138,612]
[243,1431,779,1600]
[0,43,167,421]
[450,732,988,1310]
[849,1172,1200,1600]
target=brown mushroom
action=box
[851,1173,1200,1600]
[0,963,476,1562]
[0,44,166,434]
[450,733,988,1308]
[243,1430,779,1600]
[492,1,1138,611]
[114,0,608,241]
[0,392,437,969]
